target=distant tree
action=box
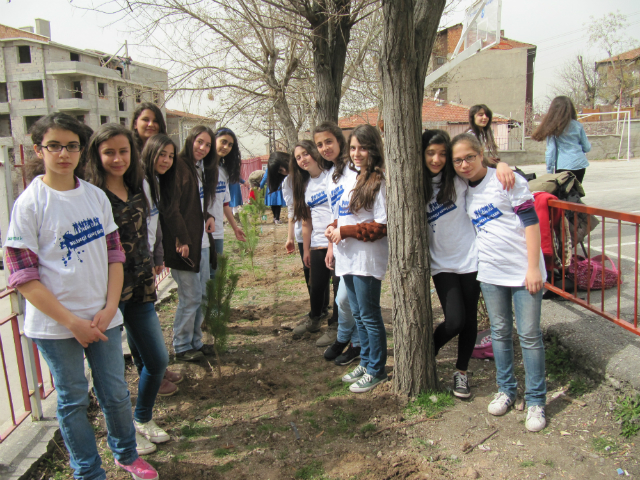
[550,54,598,109]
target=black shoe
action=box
[175,349,204,362]
[198,344,216,356]
[452,371,471,398]
[324,340,349,361]
[334,344,361,366]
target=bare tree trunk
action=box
[273,92,301,150]
[379,0,445,397]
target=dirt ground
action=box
[31,213,640,480]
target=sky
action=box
[1,0,638,154]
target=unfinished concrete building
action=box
[0,19,168,157]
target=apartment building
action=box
[0,19,168,155]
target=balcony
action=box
[0,103,9,115]
[46,61,123,81]
[56,98,92,111]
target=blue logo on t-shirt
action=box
[216,180,226,194]
[472,203,503,230]
[427,200,456,233]
[330,185,344,207]
[199,186,204,199]
[307,191,328,207]
[59,217,105,266]
[338,200,352,217]
[150,204,159,217]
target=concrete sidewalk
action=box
[0,275,177,480]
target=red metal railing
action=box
[546,200,640,335]
[155,266,170,288]
[0,287,52,443]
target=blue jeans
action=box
[209,238,224,280]
[342,274,387,378]
[120,301,169,423]
[335,279,359,346]
[33,327,137,480]
[172,247,210,353]
[480,283,546,407]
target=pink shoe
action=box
[115,458,159,480]
[164,369,183,385]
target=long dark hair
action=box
[469,104,498,157]
[290,140,329,222]
[313,121,347,183]
[531,96,577,141]
[85,123,148,214]
[348,124,385,213]
[450,132,484,157]
[267,151,290,193]
[27,113,93,182]
[141,133,177,208]
[179,125,218,211]
[130,102,167,151]
[421,129,456,206]
[214,127,241,183]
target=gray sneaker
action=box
[342,365,367,383]
[175,349,204,362]
[349,373,388,393]
[315,323,338,347]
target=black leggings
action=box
[309,248,332,318]
[271,206,282,221]
[432,271,480,372]
[298,242,329,312]
[556,168,585,184]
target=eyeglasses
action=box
[452,154,478,167]
[39,144,82,153]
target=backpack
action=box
[471,329,494,359]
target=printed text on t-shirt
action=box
[60,217,105,266]
[472,203,503,230]
[308,191,328,207]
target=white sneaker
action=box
[487,392,513,416]
[525,405,546,432]
[135,431,157,455]
[134,419,170,443]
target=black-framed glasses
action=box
[452,154,478,167]
[39,144,82,153]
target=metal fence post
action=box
[0,145,43,420]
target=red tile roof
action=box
[490,37,536,50]
[166,109,214,121]
[0,24,49,42]
[244,154,270,163]
[596,47,640,65]
[339,98,509,129]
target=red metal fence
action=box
[546,200,640,335]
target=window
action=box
[73,81,82,99]
[18,45,31,64]
[76,115,85,124]
[100,115,108,125]
[436,56,446,65]
[153,91,160,105]
[117,86,125,111]
[21,80,44,100]
[25,115,43,132]
[70,52,80,62]
[98,83,106,98]
[119,117,127,126]
[135,88,142,103]
[0,83,8,103]
[0,115,11,137]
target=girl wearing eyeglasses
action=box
[421,129,514,399]
[451,132,546,433]
[4,113,159,479]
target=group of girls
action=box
[4,107,246,480]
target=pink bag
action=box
[471,330,494,359]
[567,254,621,290]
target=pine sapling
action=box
[237,209,260,278]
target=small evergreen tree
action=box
[237,210,260,278]
[202,254,239,374]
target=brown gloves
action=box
[340,222,387,242]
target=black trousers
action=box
[298,242,329,313]
[271,206,282,221]
[556,168,586,184]
[308,248,333,319]
[432,271,480,372]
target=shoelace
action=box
[358,374,373,385]
[529,406,545,418]
[454,374,468,389]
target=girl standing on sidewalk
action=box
[290,140,333,338]
[140,134,183,396]
[4,113,158,480]
[260,166,286,224]
[159,126,217,361]
[468,104,499,161]
[313,121,360,363]
[209,127,246,279]
[326,124,388,393]
[532,96,591,183]
[85,124,171,455]
[452,132,547,432]
[422,129,514,398]
[131,103,167,152]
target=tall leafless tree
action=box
[550,54,598,109]
[379,0,445,397]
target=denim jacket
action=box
[545,119,591,173]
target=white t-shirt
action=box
[427,174,478,276]
[196,161,210,249]
[327,165,358,218]
[304,170,333,248]
[143,179,159,253]
[465,168,546,286]
[209,166,231,240]
[334,173,388,280]
[282,175,302,243]
[3,177,124,339]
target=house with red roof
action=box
[428,24,536,124]
[595,47,640,113]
